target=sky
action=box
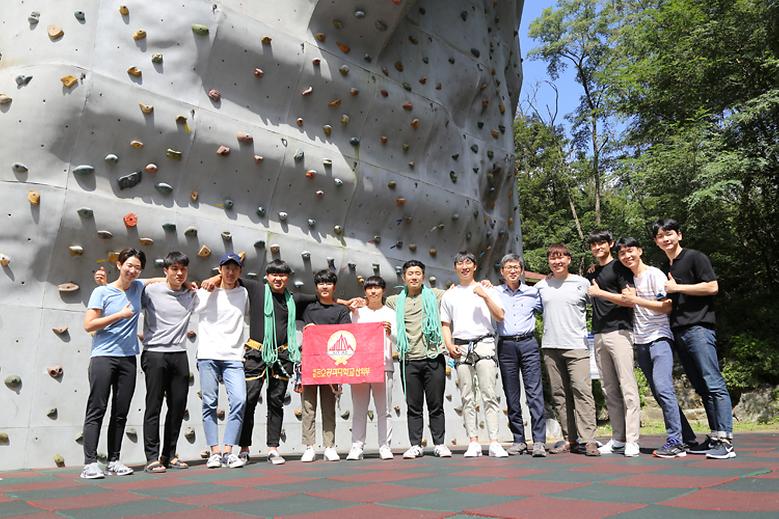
[518,0,579,127]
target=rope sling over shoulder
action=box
[395,285,444,392]
[262,284,300,379]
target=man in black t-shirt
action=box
[652,218,734,459]
[586,231,641,457]
[300,269,352,463]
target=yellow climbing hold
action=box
[119,5,129,16]
[130,140,144,148]
[47,25,64,40]
[132,30,147,41]
[197,245,211,257]
[139,103,153,114]
[0,255,10,267]
[127,66,142,78]
[28,191,40,205]
[60,75,78,88]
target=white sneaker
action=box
[598,439,626,454]
[323,447,340,462]
[624,442,640,457]
[379,445,394,460]
[106,460,134,476]
[488,442,509,458]
[346,444,364,461]
[206,453,224,468]
[225,453,247,468]
[80,462,105,479]
[267,449,286,465]
[433,444,452,457]
[301,446,316,463]
[403,445,423,459]
[238,451,250,465]
[464,441,483,458]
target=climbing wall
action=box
[0,0,524,469]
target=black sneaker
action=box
[706,439,736,459]
[653,441,687,458]
[687,435,716,455]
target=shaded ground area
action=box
[1,434,778,518]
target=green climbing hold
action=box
[104,153,119,163]
[166,148,182,160]
[224,199,234,209]
[54,454,65,467]
[155,182,174,194]
[77,207,94,217]
[4,375,21,388]
[151,53,163,64]
[12,163,29,174]
[192,24,209,35]
[293,149,304,161]
[162,223,176,232]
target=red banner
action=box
[301,322,385,385]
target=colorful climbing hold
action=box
[118,171,142,189]
[139,237,154,246]
[144,163,158,174]
[301,86,313,96]
[48,25,64,40]
[119,5,129,15]
[208,89,221,102]
[73,165,95,175]
[166,148,182,160]
[28,191,40,205]
[57,282,79,293]
[97,230,113,239]
[60,75,78,88]
[0,94,12,105]
[261,36,272,45]
[151,53,163,64]
[123,213,138,227]
[192,24,209,35]
[216,145,231,156]
[138,103,154,114]
[68,245,84,256]
[127,66,142,78]
[132,30,147,41]
[254,67,264,77]
[104,153,119,164]
[130,140,144,149]
[0,255,10,267]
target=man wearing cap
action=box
[195,253,250,469]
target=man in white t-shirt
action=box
[615,237,697,458]
[348,276,397,461]
[440,252,508,458]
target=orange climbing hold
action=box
[216,145,231,156]
[123,212,138,227]
[48,25,64,40]
[60,75,78,88]
[402,101,413,111]
[28,191,40,205]
[336,41,351,54]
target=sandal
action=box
[144,461,167,474]
[166,458,189,470]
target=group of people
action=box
[78,217,735,479]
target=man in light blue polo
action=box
[494,254,547,457]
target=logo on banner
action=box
[327,331,357,365]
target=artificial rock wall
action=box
[0,0,524,469]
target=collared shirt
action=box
[495,283,542,337]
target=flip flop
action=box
[144,461,167,473]
[166,458,189,470]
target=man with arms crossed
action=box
[586,231,641,457]
[494,254,547,457]
[615,237,697,458]
[652,218,734,459]
[386,260,452,459]
[440,252,508,458]
[535,244,599,456]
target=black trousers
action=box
[240,374,288,448]
[141,350,190,462]
[403,354,446,446]
[83,356,137,464]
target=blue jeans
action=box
[674,325,733,436]
[198,360,247,447]
[498,337,546,443]
[635,338,696,444]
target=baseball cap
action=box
[218,252,243,267]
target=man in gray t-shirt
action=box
[140,252,198,472]
[535,244,599,456]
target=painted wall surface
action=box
[0,0,524,469]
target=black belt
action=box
[499,332,535,341]
[453,334,493,345]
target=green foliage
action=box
[520,0,779,388]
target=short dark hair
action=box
[363,275,386,290]
[402,259,426,274]
[587,230,614,245]
[313,269,337,285]
[499,253,524,270]
[117,248,146,269]
[266,259,292,275]
[615,237,642,249]
[453,251,477,266]
[163,251,189,268]
[547,243,571,258]
[651,218,681,236]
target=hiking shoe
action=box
[379,445,394,460]
[433,444,452,457]
[706,439,736,459]
[106,460,134,476]
[584,442,601,457]
[598,439,626,454]
[488,442,509,458]
[624,442,640,457]
[403,445,423,459]
[688,435,717,455]
[225,453,247,468]
[548,440,570,454]
[532,442,547,457]
[346,444,364,461]
[80,462,105,479]
[267,449,286,465]
[654,441,687,458]
[323,447,340,462]
[507,442,528,455]
[464,441,483,458]
[301,446,317,463]
[206,453,224,468]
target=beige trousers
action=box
[455,338,501,441]
[543,348,597,444]
[594,330,641,443]
[301,384,337,448]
